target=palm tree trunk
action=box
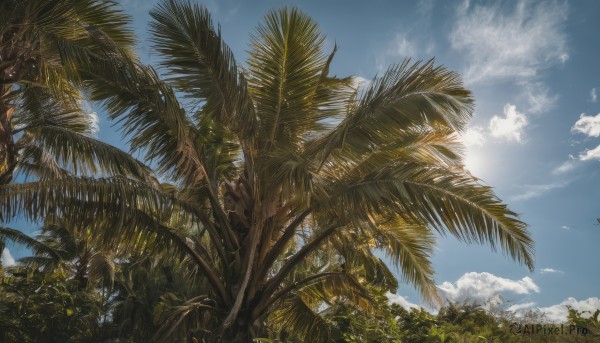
[0,85,16,185]
[220,314,263,343]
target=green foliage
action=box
[0,0,151,187]
[322,298,600,343]
[0,268,102,342]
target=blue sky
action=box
[4,0,599,322]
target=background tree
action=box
[0,222,110,343]
[0,0,159,314]
[0,0,154,186]
[0,267,103,343]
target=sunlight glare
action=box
[463,151,485,177]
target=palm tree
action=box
[0,0,154,185]
[0,0,159,273]
[0,1,535,341]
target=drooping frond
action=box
[16,143,71,180]
[88,251,116,288]
[14,87,92,136]
[82,48,207,186]
[295,271,374,311]
[272,294,334,342]
[368,218,439,305]
[28,126,158,182]
[0,0,134,95]
[0,226,62,262]
[329,233,399,291]
[0,177,172,223]
[9,88,157,182]
[314,162,534,271]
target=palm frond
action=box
[305,59,473,168]
[0,226,62,262]
[1,0,134,95]
[330,234,399,291]
[0,177,172,222]
[70,0,135,48]
[27,126,158,183]
[14,87,91,135]
[315,162,534,271]
[295,271,374,311]
[16,132,70,182]
[82,47,209,187]
[153,293,215,343]
[369,218,439,305]
[248,7,349,149]
[273,294,334,342]
[150,0,257,141]
[88,250,116,288]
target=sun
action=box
[463,150,486,177]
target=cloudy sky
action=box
[5,0,599,322]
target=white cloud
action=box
[537,297,600,323]
[377,33,433,71]
[461,126,486,147]
[507,297,600,323]
[386,292,421,309]
[522,82,557,114]
[79,100,99,137]
[553,159,577,175]
[351,76,371,93]
[510,182,567,201]
[417,0,434,18]
[437,272,540,304]
[507,302,536,313]
[392,33,418,58]
[579,144,600,161]
[560,225,571,230]
[1,248,15,267]
[88,111,99,136]
[539,268,563,274]
[451,1,568,85]
[378,2,435,71]
[591,88,597,103]
[569,114,600,162]
[489,104,528,143]
[572,113,600,137]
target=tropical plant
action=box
[0,0,153,185]
[323,290,404,343]
[0,261,104,342]
[0,0,159,280]
[0,0,535,341]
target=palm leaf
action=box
[368,217,438,304]
[0,226,62,262]
[28,126,157,182]
[305,59,472,167]
[315,162,534,270]
[247,7,350,149]
[150,0,257,141]
[273,294,334,342]
[0,177,172,222]
[153,293,215,343]
[82,47,209,187]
